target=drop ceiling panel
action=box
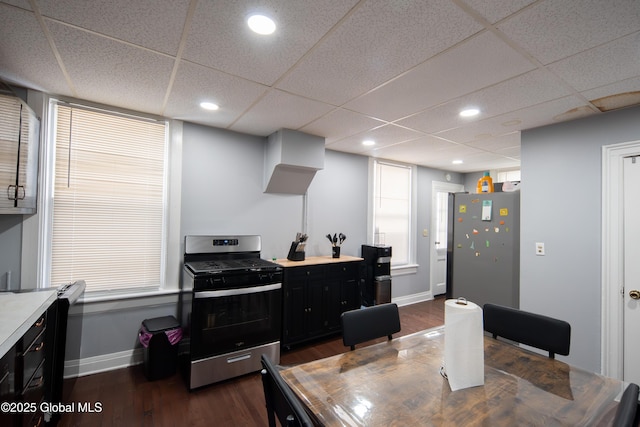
[436,95,594,143]
[362,135,466,165]
[229,89,334,136]
[300,108,386,145]
[581,76,640,111]
[47,21,174,114]
[183,0,359,86]
[276,0,484,105]
[163,61,268,127]
[343,31,536,121]
[548,32,640,92]
[459,0,536,24]
[327,124,424,154]
[38,0,190,56]
[497,0,640,65]
[465,132,520,152]
[0,5,70,94]
[397,69,573,134]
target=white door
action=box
[430,181,464,296]
[623,156,640,383]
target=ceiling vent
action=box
[264,129,325,195]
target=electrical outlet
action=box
[535,242,545,256]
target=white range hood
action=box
[263,129,325,195]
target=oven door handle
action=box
[194,283,281,298]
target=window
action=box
[44,102,168,294]
[496,169,521,182]
[371,160,415,266]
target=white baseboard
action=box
[392,291,433,307]
[64,348,143,379]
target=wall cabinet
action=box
[0,93,40,214]
[281,259,362,348]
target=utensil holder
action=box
[332,246,340,258]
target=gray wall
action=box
[0,215,22,290]
[520,104,640,372]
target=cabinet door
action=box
[16,106,39,210]
[283,279,307,345]
[0,95,21,211]
[305,278,326,337]
[340,278,360,313]
[323,278,341,331]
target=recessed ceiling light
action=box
[200,102,219,111]
[452,159,464,164]
[362,139,375,146]
[247,14,276,35]
[460,108,480,117]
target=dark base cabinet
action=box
[281,259,362,348]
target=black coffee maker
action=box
[361,245,392,306]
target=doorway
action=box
[602,140,640,380]
[430,181,464,296]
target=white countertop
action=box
[0,290,57,357]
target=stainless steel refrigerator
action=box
[445,191,520,309]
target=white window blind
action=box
[372,161,412,265]
[51,104,167,293]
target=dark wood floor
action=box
[58,297,444,427]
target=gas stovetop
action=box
[185,258,282,275]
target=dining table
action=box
[280,327,625,426]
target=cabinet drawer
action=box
[22,362,44,404]
[286,265,325,280]
[21,313,46,353]
[21,331,45,391]
[326,262,359,278]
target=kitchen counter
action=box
[0,289,57,357]
[275,255,363,268]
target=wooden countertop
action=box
[274,255,363,268]
[0,289,57,357]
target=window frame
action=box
[38,97,182,300]
[368,158,417,273]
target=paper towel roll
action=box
[443,298,484,391]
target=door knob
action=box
[629,290,640,300]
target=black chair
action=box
[260,354,314,427]
[483,303,570,358]
[341,303,401,351]
[612,382,639,427]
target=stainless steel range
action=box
[182,235,282,389]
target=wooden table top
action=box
[281,327,624,426]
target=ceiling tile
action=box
[183,0,359,86]
[229,89,334,136]
[326,124,424,154]
[343,31,536,121]
[276,0,484,106]
[458,0,536,24]
[397,69,573,134]
[436,95,595,143]
[163,61,268,128]
[2,0,31,9]
[300,108,386,145]
[497,0,640,65]
[364,135,467,165]
[0,4,70,94]
[38,0,191,55]
[548,32,640,92]
[47,21,174,115]
[581,76,640,111]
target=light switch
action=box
[535,242,545,256]
[423,229,428,237]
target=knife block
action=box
[287,242,305,261]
